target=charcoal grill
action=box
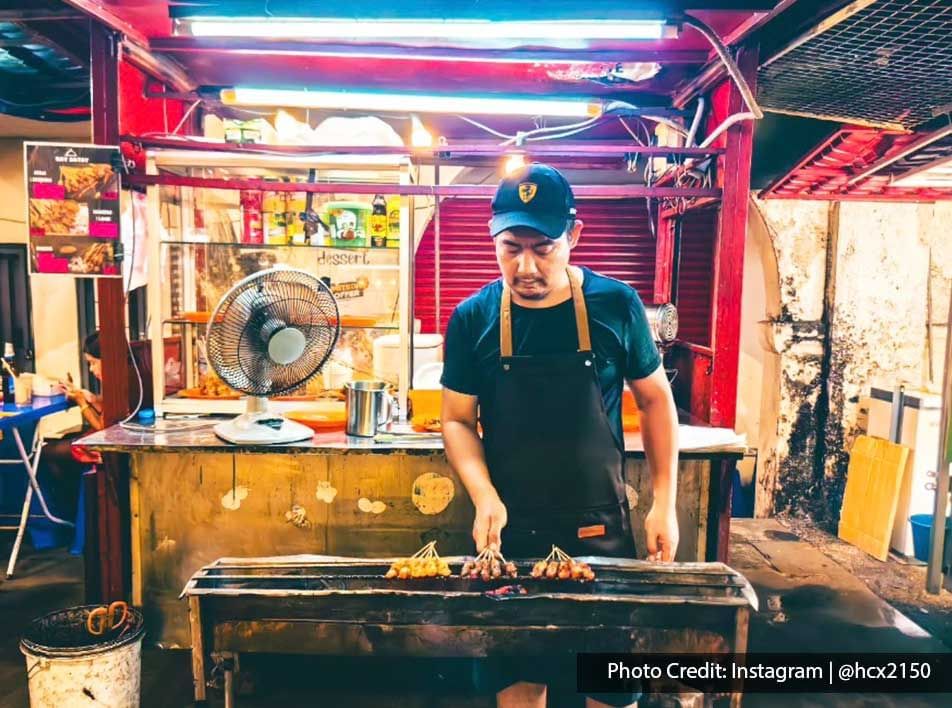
[182,555,758,705]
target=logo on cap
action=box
[518,182,537,203]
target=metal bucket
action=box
[20,604,145,708]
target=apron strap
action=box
[500,267,591,356]
[567,267,592,352]
[500,281,514,357]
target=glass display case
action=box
[144,148,415,416]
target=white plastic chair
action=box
[1,417,76,578]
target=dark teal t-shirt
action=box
[440,266,662,445]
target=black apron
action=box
[482,267,636,559]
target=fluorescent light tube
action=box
[187,18,670,41]
[221,88,602,118]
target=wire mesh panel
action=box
[759,0,952,130]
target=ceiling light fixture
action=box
[221,88,602,119]
[185,18,672,42]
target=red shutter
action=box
[674,209,717,347]
[415,198,657,334]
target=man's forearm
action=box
[637,391,679,509]
[442,420,499,505]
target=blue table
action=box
[1,394,71,431]
[1,394,74,577]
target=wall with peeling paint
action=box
[737,198,952,529]
[821,202,952,528]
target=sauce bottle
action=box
[2,342,17,404]
[369,194,388,248]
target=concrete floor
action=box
[1,519,950,707]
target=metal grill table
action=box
[182,555,758,706]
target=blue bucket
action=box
[909,514,952,562]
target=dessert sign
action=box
[25,142,121,277]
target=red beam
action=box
[62,0,149,47]
[127,173,721,199]
[126,136,723,158]
[90,25,129,605]
[708,45,758,430]
[120,40,196,93]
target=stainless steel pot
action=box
[344,380,394,437]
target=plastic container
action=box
[287,193,308,245]
[21,605,145,708]
[386,196,401,248]
[622,388,641,432]
[326,201,371,247]
[263,191,288,244]
[909,513,952,562]
[373,333,443,386]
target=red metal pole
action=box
[652,210,675,305]
[708,45,759,430]
[90,23,130,603]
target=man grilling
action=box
[441,163,680,708]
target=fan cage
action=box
[646,303,679,344]
[206,268,341,397]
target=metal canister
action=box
[344,380,393,437]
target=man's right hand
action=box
[473,492,508,553]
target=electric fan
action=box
[206,267,340,444]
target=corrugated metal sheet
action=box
[414,197,657,334]
[674,209,717,347]
[759,126,952,201]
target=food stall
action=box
[70,0,763,660]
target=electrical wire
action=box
[501,116,604,146]
[642,115,687,136]
[118,172,145,430]
[172,99,201,136]
[699,111,757,148]
[456,115,513,140]
[683,14,763,119]
[685,97,705,147]
[523,121,603,142]
[618,117,645,145]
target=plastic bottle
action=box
[369,194,388,248]
[241,190,264,244]
[2,342,17,404]
[386,196,401,249]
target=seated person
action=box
[42,331,105,520]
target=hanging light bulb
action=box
[504,153,527,175]
[410,115,433,147]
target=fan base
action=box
[214,413,315,445]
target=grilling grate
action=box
[759,0,952,130]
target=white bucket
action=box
[20,605,145,708]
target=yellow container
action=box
[409,389,442,432]
[622,389,641,432]
[386,196,401,248]
[263,191,288,244]
[287,193,308,244]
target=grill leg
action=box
[188,596,207,703]
[731,606,750,707]
[224,664,235,708]
[222,653,239,708]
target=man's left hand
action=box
[644,502,679,562]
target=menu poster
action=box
[25,142,122,277]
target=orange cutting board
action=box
[838,435,910,561]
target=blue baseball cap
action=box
[489,163,577,240]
